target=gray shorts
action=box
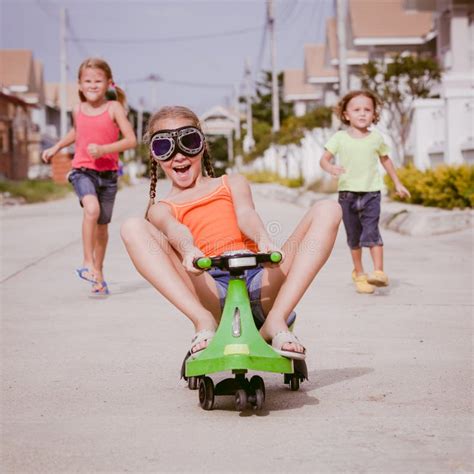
[338,191,384,249]
[208,266,296,329]
[68,167,118,225]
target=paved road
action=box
[1,181,472,473]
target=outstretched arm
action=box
[379,155,411,198]
[228,173,278,252]
[147,202,204,273]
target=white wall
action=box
[409,99,445,169]
[241,128,332,185]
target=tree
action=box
[360,54,442,164]
[240,70,294,128]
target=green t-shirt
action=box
[325,130,390,192]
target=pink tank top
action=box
[72,102,120,171]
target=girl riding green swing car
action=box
[120,106,342,360]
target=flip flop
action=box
[271,331,306,360]
[189,329,215,359]
[91,280,110,295]
[75,267,97,284]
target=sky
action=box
[2,0,334,114]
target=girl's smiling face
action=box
[78,67,110,105]
[152,117,204,189]
[343,94,375,131]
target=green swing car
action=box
[184,251,307,411]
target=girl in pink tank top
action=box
[121,106,342,363]
[42,58,137,295]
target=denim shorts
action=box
[208,266,296,329]
[68,167,118,225]
[338,191,384,249]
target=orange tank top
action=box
[161,175,258,257]
[72,102,120,171]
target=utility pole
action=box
[336,0,349,96]
[148,74,161,112]
[243,58,255,153]
[137,97,144,143]
[59,7,68,142]
[234,84,241,140]
[267,0,280,132]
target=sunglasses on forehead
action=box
[150,126,205,162]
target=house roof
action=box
[0,49,36,93]
[200,105,238,135]
[0,91,31,107]
[349,0,434,45]
[304,44,338,84]
[283,69,322,101]
[44,82,80,111]
[326,17,368,65]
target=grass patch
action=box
[243,171,303,188]
[0,179,71,203]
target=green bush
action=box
[0,179,71,203]
[243,171,303,188]
[241,106,332,162]
[385,164,474,209]
[276,107,332,146]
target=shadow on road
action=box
[311,366,374,389]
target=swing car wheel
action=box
[289,375,300,391]
[198,377,214,410]
[235,389,248,411]
[188,376,199,390]
[253,388,265,410]
[249,375,265,398]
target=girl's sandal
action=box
[76,267,97,284]
[189,329,215,359]
[91,280,110,295]
[271,331,306,360]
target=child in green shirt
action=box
[320,90,410,294]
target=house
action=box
[404,0,474,167]
[0,49,81,180]
[285,0,436,109]
[200,105,239,166]
[282,68,323,117]
[0,49,41,179]
[0,92,31,179]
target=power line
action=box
[125,76,232,90]
[66,25,265,44]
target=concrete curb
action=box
[253,183,473,236]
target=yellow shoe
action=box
[353,273,375,294]
[367,270,389,287]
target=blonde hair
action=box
[77,57,127,106]
[335,90,381,125]
[145,106,215,218]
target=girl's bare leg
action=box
[121,217,221,352]
[92,224,108,289]
[259,200,342,352]
[369,245,384,271]
[81,195,100,279]
[351,248,364,275]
